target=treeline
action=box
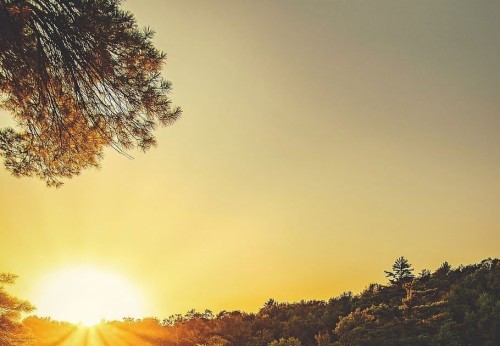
[23,258,500,345]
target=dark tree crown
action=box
[384,256,415,284]
[0,0,181,186]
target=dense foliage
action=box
[0,0,180,186]
[0,273,34,345]
[22,258,499,346]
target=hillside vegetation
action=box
[24,258,500,345]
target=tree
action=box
[22,316,77,345]
[384,256,414,285]
[315,332,333,346]
[334,306,401,346]
[268,337,303,346]
[0,273,35,345]
[198,335,231,346]
[418,269,431,280]
[434,261,452,276]
[0,0,180,186]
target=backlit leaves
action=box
[0,0,180,186]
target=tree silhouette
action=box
[0,0,180,186]
[384,256,415,285]
[0,273,34,345]
[17,258,500,345]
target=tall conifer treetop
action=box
[384,256,415,285]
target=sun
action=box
[35,267,144,326]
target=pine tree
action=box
[0,273,34,345]
[0,0,180,186]
[384,256,415,285]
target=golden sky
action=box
[1,0,499,320]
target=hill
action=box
[23,258,500,345]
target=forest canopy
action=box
[0,0,180,186]
[16,257,500,346]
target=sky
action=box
[1,0,499,319]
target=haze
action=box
[1,0,499,319]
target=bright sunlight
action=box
[35,267,144,326]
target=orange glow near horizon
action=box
[34,267,145,326]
